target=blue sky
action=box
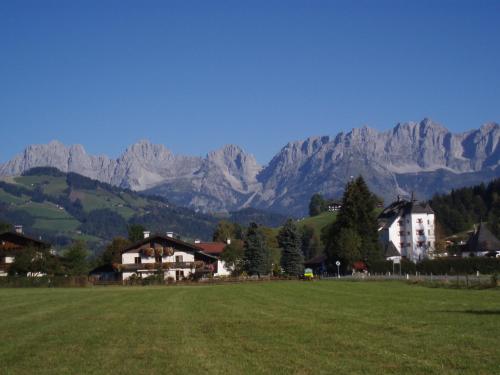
[1,0,499,164]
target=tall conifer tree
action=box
[278,219,304,276]
[244,223,271,277]
[324,176,382,270]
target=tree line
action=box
[213,176,383,276]
[429,178,500,237]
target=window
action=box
[134,257,141,264]
[416,230,424,235]
[175,255,183,263]
[155,255,162,263]
[398,220,404,226]
[428,241,431,247]
[400,242,405,248]
[417,241,424,247]
[175,270,184,281]
[427,219,430,224]
[417,218,423,224]
[428,230,431,235]
[407,231,410,235]
[399,231,405,236]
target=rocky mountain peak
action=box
[0,119,498,216]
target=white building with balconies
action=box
[378,196,436,262]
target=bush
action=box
[370,258,500,275]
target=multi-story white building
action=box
[378,197,436,262]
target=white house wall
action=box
[215,260,232,277]
[382,212,435,262]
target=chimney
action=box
[166,231,174,238]
[14,225,23,234]
[194,239,201,244]
[143,231,150,239]
[226,238,231,245]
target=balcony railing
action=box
[120,262,196,271]
[0,263,11,272]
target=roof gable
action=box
[0,232,50,251]
[196,242,226,255]
[121,235,218,260]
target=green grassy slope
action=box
[0,281,499,374]
[0,168,217,248]
[297,211,337,232]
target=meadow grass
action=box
[0,281,499,374]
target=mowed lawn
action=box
[1,282,499,374]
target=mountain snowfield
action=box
[1,119,499,216]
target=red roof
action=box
[196,242,226,255]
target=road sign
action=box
[393,258,400,264]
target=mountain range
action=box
[1,119,499,216]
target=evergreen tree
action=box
[309,193,326,217]
[324,176,383,270]
[336,228,362,266]
[300,225,315,259]
[278,219,304,276]
[243,223,271,277]
[63,240,89,276]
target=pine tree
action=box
[278,219,304,276]
[324,176,383,270]
[243,223,271,277]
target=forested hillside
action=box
[0,167,217,250]
[430,178,500,237]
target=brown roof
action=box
[120,234,218,260]
[467,223,500,252]
[196,242,226,255]
[0,232,50,252]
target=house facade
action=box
[378,197,436,262]
[0,226,51,276]
[120,232,218,281]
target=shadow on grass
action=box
[439,310,500,315]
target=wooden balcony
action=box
[0,263,11,272]
[120,262,196,271]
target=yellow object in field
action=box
[304,268,314,279]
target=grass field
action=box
[1,281,499,374]
[297,211,337,231]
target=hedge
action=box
[370,258,500,275]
